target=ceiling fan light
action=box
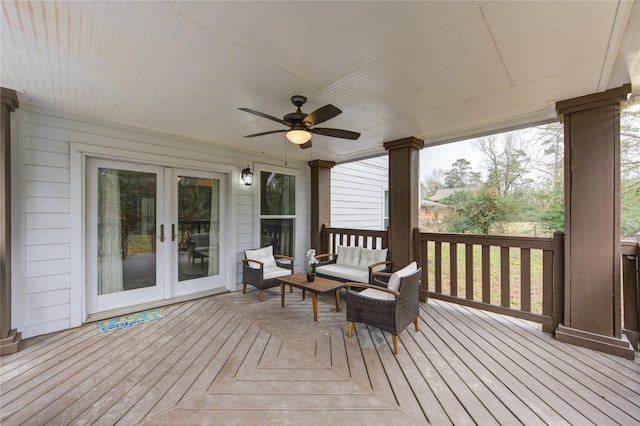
[286,129,312,144]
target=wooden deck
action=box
[1,288,639,425]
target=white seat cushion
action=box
[359,288,396,301]
[387,261,418,292]
[263,266,292,280]
[245,245,277,269]
[336,245,360,268]
[316,264,369,283]
[357,247,388,271]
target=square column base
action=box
[556,325,635,360]
[0,329,21,356]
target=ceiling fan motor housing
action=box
[290,95,307,108]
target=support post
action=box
[555,83,634,358]
[383,137,424,270]
[1,87,21,355]
[308,160,335,254]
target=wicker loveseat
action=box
[315,245,391,284]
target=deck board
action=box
[425,306,550,425]
[422,307,525,425]
[1,290,639,425]
[434,301,595,424]
[458,303,640,424]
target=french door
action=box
[86,159,226,314]
[170,168,226,296]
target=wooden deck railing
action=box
[413,229,565,333]
[622,240,640,350]
[319,226,638,349]
[319,224,388,254]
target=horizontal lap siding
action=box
[331,157,387,230]
[14,107,308,338]
[22,119,72,337]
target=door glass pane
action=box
[98,168,157,295]
[260,218,294,257]
[178,176,220,281]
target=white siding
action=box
[331,157,388,230]
[11,105,309,338]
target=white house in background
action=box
[331,157,389,231]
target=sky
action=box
[419,139,486,181]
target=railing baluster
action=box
[435,241,442,294]
[424,237,430,292]
[521,248,531,312]
[501,246,510,308]
[542,248,553,320]
[450,242,457,297]
[465,243,474,300]
[482,245,490,304]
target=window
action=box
[259,170,296,256]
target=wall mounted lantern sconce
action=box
[241,165,254,185]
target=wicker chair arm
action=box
[344,282,400,297]
[368,261,392,271]
[315,253,334,261]
[242,258,264,269]
[274,255,294,262]
[368,261,392,286]
[274,255,294,271]
[371,271,392,278]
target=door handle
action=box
[160,224,165,242]
[171,224,178,241]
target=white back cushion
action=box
[245,246,277,269]
[357,247,388,271]
[336,245,360,268]
[387,261,418,292]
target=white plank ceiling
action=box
[2,1,639,163]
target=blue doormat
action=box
[97,309,164,333]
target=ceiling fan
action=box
[239,95,361,149]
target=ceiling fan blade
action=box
[303,104,341,127]
[238,107,290,126]
[243,129,287,138]
[299,140,313,149]
[310,127,361,140]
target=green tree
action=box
[421,168,445,200]
[443,159,481,188]
[474,134,532,196]
[442,182,508,234]
[621,111,640,237]
[531,122,564,181]
[536,179,564,232]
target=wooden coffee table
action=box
[279,273,344,321]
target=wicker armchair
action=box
[242,245,294,301]
[345,263,421,354]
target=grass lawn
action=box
[424,242,544,314]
